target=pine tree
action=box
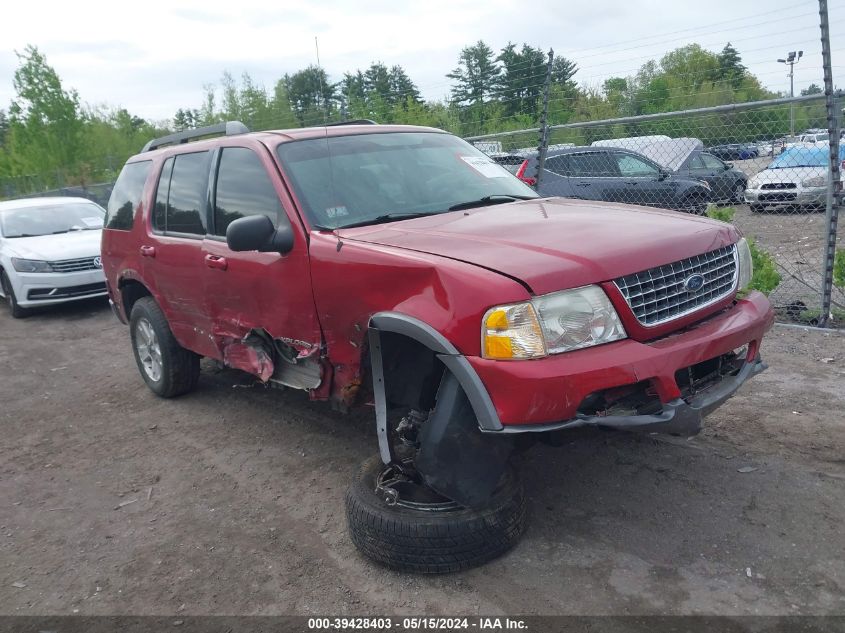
[718,43,746,88]
[447,40,501,107]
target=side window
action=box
[105,161,151,230]
[689,155,707,170]
[568,152,618,177]
[615,153,659,177]
[164,152,210,235]
[544,155,569,175]
[153,158,174,232]
[213,147,283,236]
[700,153,725,170]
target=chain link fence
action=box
[468,93,845,327]
[1,168,116,208]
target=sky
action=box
[1,0,844,123]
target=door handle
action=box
[575,182,592,187]
[625,181,639,185]
[204,254,228,270]
[140,245,156,257]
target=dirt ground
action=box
[1,298,844,616]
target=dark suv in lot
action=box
[499,147,713,214]
[103,121,773,573]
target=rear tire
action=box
[129,296,200,398]
[346,455,527,574]
[732,181,746,204]
[1,271,28,319]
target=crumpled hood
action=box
[2,230,102,261]
[337,198,739,295]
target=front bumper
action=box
[11,269,107,307]
[464,291,774,434]
[744,186,826,207]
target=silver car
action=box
[744,145,843,212]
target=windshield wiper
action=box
[334,211,440,230]
[447,194,537,211]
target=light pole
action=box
[777,50,803,136]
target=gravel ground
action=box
[1,299,844,616]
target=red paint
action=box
[102,124,774,427]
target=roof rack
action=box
[141,121,251,153]
[325,119,377,127]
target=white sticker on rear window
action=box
[460,156,510,178]
[81,216,104,227]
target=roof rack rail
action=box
[141,121,251,153]
[325,119,377,127]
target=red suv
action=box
[102,121,774,573]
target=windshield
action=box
[276,132,538,229]
[767,145,845,169]
[0,202,105,238]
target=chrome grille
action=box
[49,257,101,273]
[614,245,738,326]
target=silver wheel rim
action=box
[135,317,163,382]
[736,184,744,200]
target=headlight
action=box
[532,286,627,354]
[482,285,627,359]
[801,175,826,188]
[736,238,753,291]
[11,258,53,273]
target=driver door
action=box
[201,142,323,385]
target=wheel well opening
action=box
[119,279,152,317]
[378,331,446,413]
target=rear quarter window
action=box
[106,161,152,230]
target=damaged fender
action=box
[368,312,512,509]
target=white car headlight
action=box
[736,238,753,291]
[11,257,53,273]
[801,175,826,188]
[482,285,627,359]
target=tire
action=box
[346,455,527,574]
[129,296,200,397]
[732,181,746,204]
[679,196,708,215]
[1,271,28,319]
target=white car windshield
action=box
[0,202,105,238]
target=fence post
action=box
[819,0,841,327]
[533,49,554,190]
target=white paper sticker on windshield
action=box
[81,216,104,227]
[325,205,349,218]
[460,156,510,178]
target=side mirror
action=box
[724,163,733,170]
[226,214,294,254]
[657,168,670,181]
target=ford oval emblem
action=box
[684,274,705,292]
[93,256,103,268]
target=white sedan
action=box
[0,197,108,318]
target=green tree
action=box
[496,43,545,118]
[447,40,501,107]
[6,45,84,179]
[801,83,823,96]
[718,43,746,88]
[284,65,336,126]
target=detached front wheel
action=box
[346,455,527,574]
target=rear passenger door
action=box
[145,150,219,358]
[566,151,622,202]
[201,143,322,383]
